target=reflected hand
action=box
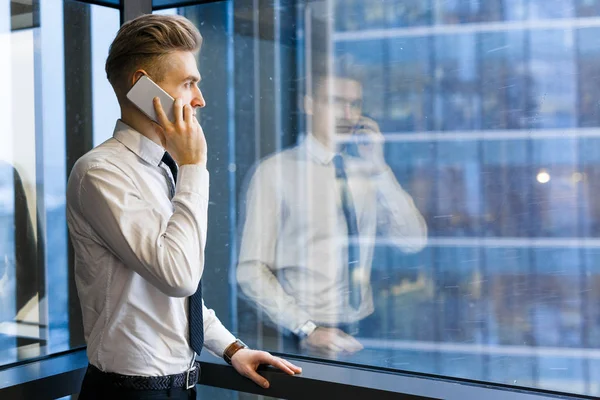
[353,116,387,172]
[230,349,302,389]
[302,327,364,355]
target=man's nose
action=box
[343,103,352,119]
[192,88,206,108]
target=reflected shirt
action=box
[66,120,235,377]
[236,134,428,334]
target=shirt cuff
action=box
[204,324,237,357]
[175,165,209,199]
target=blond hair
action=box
[105,14,202,97]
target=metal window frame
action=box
[71,0,121,9]
[152,0,223,12]
[0,348,591,400]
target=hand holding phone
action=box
[351,116,386,172]
[127,76,207,167]
[127,75,176,124]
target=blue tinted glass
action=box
[578,0,600,17]
[0,1,119,368]
[210,1,600,395]
[152,0,188,9]
[53,1,600,398]
[529,30,576,128]
[529,0,574,19]
[480,31,527,130]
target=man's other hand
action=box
[230,349,302,389]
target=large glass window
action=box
[160,1,600,397]
[4,1,600,399]
[0,0,119,368]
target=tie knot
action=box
[161,152,178,183]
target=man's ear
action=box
[131,69,149,87]
[303,95,314,116]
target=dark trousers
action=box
[78,365,197,400]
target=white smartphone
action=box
[126,75,175,124]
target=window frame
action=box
[0,348,589,400]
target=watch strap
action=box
[223,339,248,365]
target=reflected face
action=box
[312,77,363,136]
[155,51,206,113]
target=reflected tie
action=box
[162,151,204,355]
[332,154,361,310]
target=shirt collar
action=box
[304,133,337,165]
[112,120,165,167]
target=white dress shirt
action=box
[236,134,428,334]
[66,120,235,377]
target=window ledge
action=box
[0,349,587,400]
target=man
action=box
[236,73,428,355]
[66,14,300,399]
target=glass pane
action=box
[95,0,120,5]
[197,386,280,400]
[434,33,480,130]
[384,36,432,132]
[136,1,600,398]
[0,0,119,368]
[152,0,193,9]
[335,0,433,31]
[577,0,600,17]
[10,0,39,30]
[577,27,600,127]
[529,0,574,19]
[529,29,576,128]
[91,6,121,146]
[434,0,505,24]
[480,31,528,130]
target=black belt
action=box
[86,362,201,390]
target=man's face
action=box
[155,50,205,113]
[312,77,363,136]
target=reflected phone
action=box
[126,75,175,124]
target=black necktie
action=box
[161,152,204,355]
[161,151,178,184]
[332,154,361,310]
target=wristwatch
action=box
[223,339,248,365]
[296,320,317,339]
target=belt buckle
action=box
[185,364,197,390]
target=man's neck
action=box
[120,105,166,148]
[311,129,336,152]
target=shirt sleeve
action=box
[374,167,428,253]
[236,161,312,334]
[202,300,237,357]
[74,162,209,297]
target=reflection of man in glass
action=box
[237,72,428,355]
